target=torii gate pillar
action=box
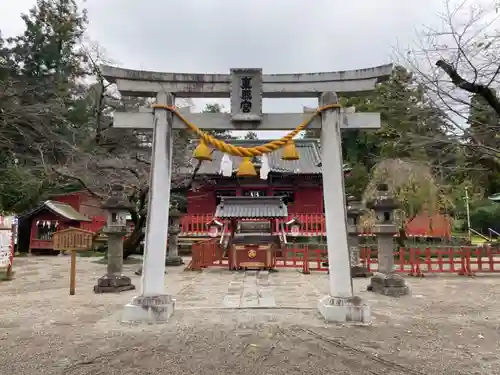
[318,91,370,323]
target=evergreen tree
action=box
[244,131,258,140]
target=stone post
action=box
[346,196,372,278]
[366,184,409,296]
[317,91,371,324]
[165,208,184,266]
[94,184,135,293]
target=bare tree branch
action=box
[436,59,500,115]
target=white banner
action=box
[0,230,12,269]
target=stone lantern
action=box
[366,184,409,296]
[165,208,184,266]
[346,195,372,278]
[94,184,135,293]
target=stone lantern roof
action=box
[366,184,400,211]
[346,195,365,218]
[101,184,133,211]
[169,207,183,218]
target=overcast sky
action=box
[1,0,446,137]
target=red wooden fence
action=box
[189,241,500,276]
[182,213,368,237]
[180,213,451,238]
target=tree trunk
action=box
[123,223,145,259]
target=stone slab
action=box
[317,296,371,324]
[94,284,135,293]
[94,274,135,294]
[367,273,410,297]
[165,256,184,266]
[258,296,276,308]
[122,295,175,324]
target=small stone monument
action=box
[165,208,184,266]
[346,196,372,278]
[366,184,409,297]
[94,184,135,293]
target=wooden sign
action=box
[52,227,94,252]
[52,227,95,295]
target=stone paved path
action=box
[223,270,276,308]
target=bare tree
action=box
[47,44,209,258]
[400,0,500,159]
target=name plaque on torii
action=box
[101,64,392,325]
[230,68,263,123]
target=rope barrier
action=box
[151,103,342,157]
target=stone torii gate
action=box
[101,64,392,324]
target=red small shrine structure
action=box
[17,191,106,254]
[183,139,326,235]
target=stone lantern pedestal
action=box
[366,184,409,297]
[346,196,372,278]
[165,208,184,266]
[94,185,135,294]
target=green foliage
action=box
[202,103,224,113]
[243,131,258,140]
[0,0,93,213]
[8,0,87,81]
[202,103,234,139]
[469,202,500,234]
[344,164,369,198]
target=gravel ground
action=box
[0,256,499,374]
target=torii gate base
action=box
[103,64,392,325]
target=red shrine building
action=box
[17,191,107,254]
[188,139,324,214]
[183,139,327,235]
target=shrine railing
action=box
[180,213,452,238]
[189,242,500,275]
[181,213,380,237]
[181,213,333,236]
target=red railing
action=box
[180,213,420,237]
[360,246,500,276]
[189,239,226,270]
[181,213,334,236]
[189,242,500,276]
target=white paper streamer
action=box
[260,154,270,180]
[220,153,233,177]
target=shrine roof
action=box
[215,196,288,219]
[19,200,91,222]
[195,139,322,175]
